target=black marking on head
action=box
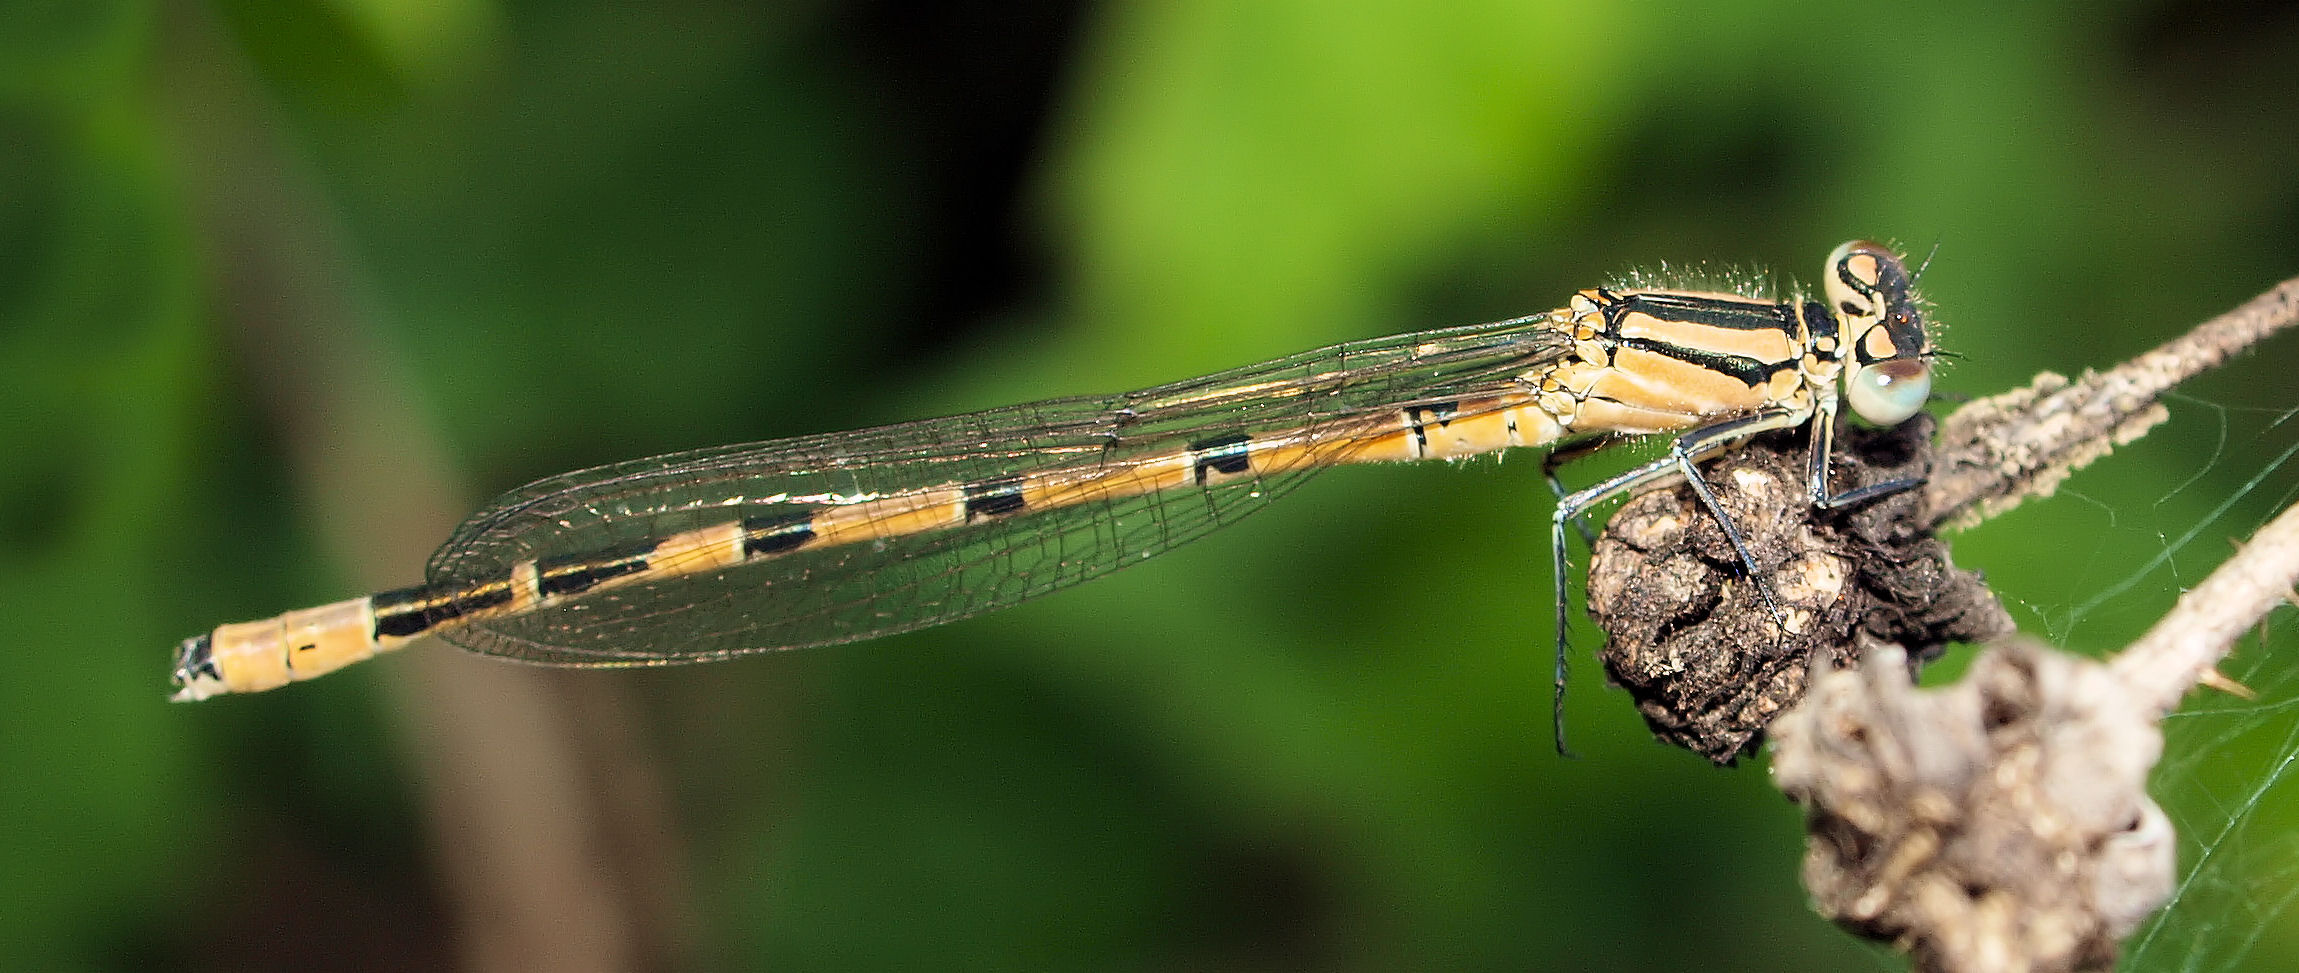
[1853,318,1924,368]
[1885,310,1927,360]
[741,511,817,557]
[1829,243,1929,367]
[1850,303,1931,368]
[1835,250,1884,298]
[371,584,440,638]
[537,541,655,597]
[1190,432,1253,484]
[963,478,1028,520]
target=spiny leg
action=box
[1541,434,1621,547]
[1547,405,1813,755]
[1802,393,1924,510]
[1551,509,1579,757]
[1666,415,1799,624]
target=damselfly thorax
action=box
[173,241,1936,747]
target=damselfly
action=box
[173,240,1935,747]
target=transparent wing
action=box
[427,314,1568,665]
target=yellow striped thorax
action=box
[1545,239,1928,440]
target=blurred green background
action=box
[6,0,2299,970]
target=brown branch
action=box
[2113,500,2299,718]
[1763,274,2299,973]
[1770,637,2178,973]
[1583,266,2299,969]
[1921,276,2299,531]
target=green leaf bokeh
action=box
[4,1,2297,969]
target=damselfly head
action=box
[1825,240,1933,426]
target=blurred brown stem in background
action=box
[160,4,695,971]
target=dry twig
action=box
[1587,272,2299,970]
[1769,276,2299,973]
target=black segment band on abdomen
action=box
[742,511,817,557]
[1190,433,1253,483]
[963,478,1028,520]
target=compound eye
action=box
[1848,358,1931,425]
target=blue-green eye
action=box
[1848,359,1931,425]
